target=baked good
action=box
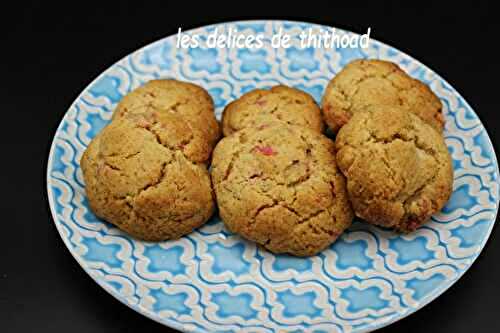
[80,112,215,241]
[113,79,221,149]
[335,105,453,232]
[211,124,353,256]
[322,59,444,133]
[222,85,324,136]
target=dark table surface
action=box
[2,2,499,332]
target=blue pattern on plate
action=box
[342,286,388,312]
[212,292,257,320]
[47,20,499,332]
[277,290,322,318]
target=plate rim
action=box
[46,19,500,333]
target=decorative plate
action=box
[47,20,499,332]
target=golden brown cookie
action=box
[322,59,444,133]
[222,85,324,136]
[335,105,453,232]
[113,79,221,149]
[211,124,353,256]
[80,112,215,241]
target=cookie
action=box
[335,105,453,232]
[80,112,215,241]
[222,85,324,136]
[113,79,221,149]
[211,124,353,256]
[322,59,444,133]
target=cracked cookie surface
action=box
[80,112,215,241]
[335,105,453,232]
[211,124,353,256]
[113,79,221,149]
[322,59,444,133]
[222,85,324,136]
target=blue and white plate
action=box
[47,21,499,332]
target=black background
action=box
[2,2,499,332]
